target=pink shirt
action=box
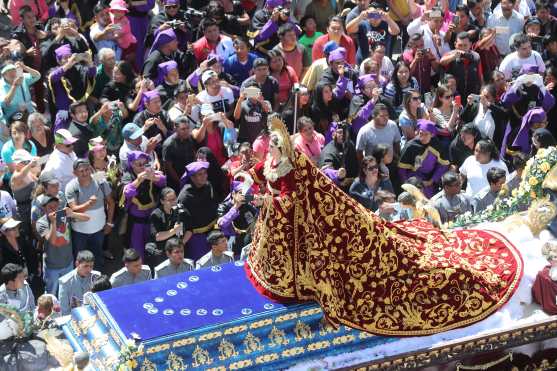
[294,132,325,163]
[272,66,298,105]
[10,0,48,25]
[111,15,136,49]
[253,135,270,160]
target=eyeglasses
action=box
[366,165,379,171]
[411,96,421,101]
[442,95,454,99]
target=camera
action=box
[419,48,428,54]
[167,19,186,30]
[292,83,301,93]
[170,204,188,236]
[275,5,290,17]
[184,8,206,18]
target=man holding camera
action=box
[499,34,546,80]
[217,181,259,258]
[249,0,299,56]
[346,2,400,62]
[36,195,89,295]
[486,0,524,56]
[407,7,450,62]
[149,0,190,50]
[403,33,438,94]
[439,32,482,98]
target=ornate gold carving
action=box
[70,319,82,337]
[166,351,187,370]
[218,338,238,360]
[191,345,213,368]
[249,318,273,329]
[199,331,222,341]
[140,358,157,371]
[268,326,289,347]
[294,320,314,342]
[224,325,248,335]
[79,315,97,332]
[281,346,305,357]
[172,337,196,348]
[146,343,170,354]
[228,359,253,369]
[255,353,280,364]
[91,333,109,352]
[307,341,331,351]
[243,332,264,354]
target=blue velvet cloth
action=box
[96,261,285,341]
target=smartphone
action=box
[15,68,23,79]
[469,94,480,103]
[112,24,122,31]
[522,74,537,84]
[368,11,381,20]
[424,92,434,108]
[452,15,460,25]
[494,26,509,34]
[154,133,163,143]
[56,209,66,220]
[429,10,442,18]
[454,95,461,106]
[207,57,218,67]
[244,86,261,99]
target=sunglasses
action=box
[165,4,178,8]
[442,94,454,99]
[411,96,421,101]
[366,165,379,171]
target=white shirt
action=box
[493,0,531,18]
[43,148,77,190]
[499,51,545,80]
[0,190,16,219]
[473,104,496,140]
[486,10,524,55]
[459,156,509,196]
[406,20,451,61]
[191,87,235,122]
[359,56,394,83]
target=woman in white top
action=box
[471,85,497,140]
[430,84,461,134]
[459,140,508,196]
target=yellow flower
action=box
[531,191,537,199]
[512,188,518,197]
[537,148,547,157]
[529,177,539,186]
[540,162,551,173]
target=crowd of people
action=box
[0,0,556,323]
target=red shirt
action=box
[312,34,356,66]
[192,37,216,64]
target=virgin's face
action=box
[269,143,282,160]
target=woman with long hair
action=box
[268,49,299,106]
[431,84,461,133]
[101,60,136,102]
[28,113,54,157]
[459,139,508,196]
[383,61,419,115]
[372,144,394,181]
[398,89,426,145]
[532,128,557,155]
[191,147,227,203]
[293,116,325,164]
[310,83,347,133]
[349,156,394,211]
[449,123,483,169]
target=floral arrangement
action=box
[116,338,142,371]
[0,303,34,339]
[451,146,557,228]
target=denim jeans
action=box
[72,229,105,271]
[43,262,73,296]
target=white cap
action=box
[11,149,33,164]
[1,218,22,232]
[201,70,218,85]
[200,103,215,116]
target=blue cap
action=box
[323,41,339,56]
[122,123,143,140]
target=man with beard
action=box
[319,121,358,189]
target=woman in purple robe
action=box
[127,0,155,68]
[398,120,450,198]
[121,151,166,258]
